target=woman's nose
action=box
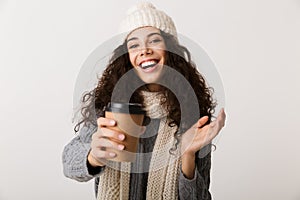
[139,46,152,56]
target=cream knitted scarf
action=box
[97,91,182,200]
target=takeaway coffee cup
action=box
[105,102,146,162]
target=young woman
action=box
[63,2,226,200]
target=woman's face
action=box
[126,26,166,91]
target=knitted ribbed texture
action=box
[146,117,180,200]
[97,91,181,200]
[120,163,131,200]
[119,2,177,40]
[97,162,120,199]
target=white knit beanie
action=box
[119,2,177,40]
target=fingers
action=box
[90,119,126,165]
[90,131,125,165]
[181,109,227,155]
[89,148,116,167]
[214,108,226,130]
[91,128,125,151]
[194,116,209,128]
[206,108,226,140]
[218,108,226,127]
[91,117,146,166]
[92,137,125,151]
[90,149,117,160]
[93,127,125,142]
[97,117,116,127]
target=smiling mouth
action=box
[139,60,158,69]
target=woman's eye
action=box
[128,44,139,49]
[150,39,161,44]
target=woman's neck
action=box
[146,84,162,92]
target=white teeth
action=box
[140,60,157,68]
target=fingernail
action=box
[110,120,115,125]
[109,152,116,157]
[118,134,125,140]
[118,144,124,150]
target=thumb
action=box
[194,116,209,128]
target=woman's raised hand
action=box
[181,108,226,156]
[87,117,126,167]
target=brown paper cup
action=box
[105,109,144,162]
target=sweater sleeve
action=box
[62,124,104,182]
[178,147,212,200]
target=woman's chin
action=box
[136,65,164,85]
[140,75,161,85]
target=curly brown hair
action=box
[74,31,216,148]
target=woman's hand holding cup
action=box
[87,117,126,167]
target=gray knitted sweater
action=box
[62,119,212,200]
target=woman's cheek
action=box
[129,53,138,67]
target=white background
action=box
[1,0,300,199]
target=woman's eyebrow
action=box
[147,32,162,38]
[127,37,138,43]
[127,32,162,43]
